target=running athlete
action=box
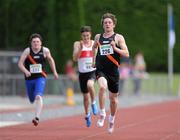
[92,13,129,133]
[73,26,98,127]
[18,33,59,126]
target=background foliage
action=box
[0,0,179,73]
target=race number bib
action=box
[30,64,42,73]
[84,61,92,70]
[100,44,114,55]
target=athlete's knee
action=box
[99,85,107,93]
[35,95,42,100]
[87,80,94,89]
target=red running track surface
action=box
[0,99,179,140]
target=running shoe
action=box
[91,103,98,115]
[108,122,114,134]
[85,114,91,127]
[32,117,39,126]
[97,115,106,127]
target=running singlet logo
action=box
[100,44,114,55]
[30,64,42,73]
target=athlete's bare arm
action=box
[18,48,31,77]
[111,34,129,58]
[73,41,82,62]
[92,34,100,67]
[44,47,59,79]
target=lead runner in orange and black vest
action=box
[18,33,59,126]
[92,13,129,133]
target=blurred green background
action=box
[0,0,179,73]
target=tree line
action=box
[0,0,179,73]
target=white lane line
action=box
[0,104,30,110]
[0,121,26,128]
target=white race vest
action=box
[78,41,96,73]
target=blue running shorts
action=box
[25,77,46,103]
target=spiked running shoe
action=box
[108,122,114,134]
[85,115,91,127]
[32,117,39,126]
[97,115,106,127]
[91,103,98,115]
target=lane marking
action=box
[0,121,26,128]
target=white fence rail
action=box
[0,74,176,97]
[0,74,80,96]
[0,51,177,97]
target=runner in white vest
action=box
[73,26,98,127]
[77,40,96,73]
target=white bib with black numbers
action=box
[100,44,114,55]
[30,64,42,73]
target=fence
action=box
[0,51,178,97]
[0,51,80,96]
[0,74,80,96]
[119,76,171,96]
[0,73,177,97]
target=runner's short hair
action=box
[80,26,91,33]
[101,13,117,25]
[29,33,42,42]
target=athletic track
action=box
[0,99,179,140]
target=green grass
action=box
[150,73,180,95]
[173,73,180,95]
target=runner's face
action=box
[31,37,42,51]
[81,32,91,42]
[103,18,115,32]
